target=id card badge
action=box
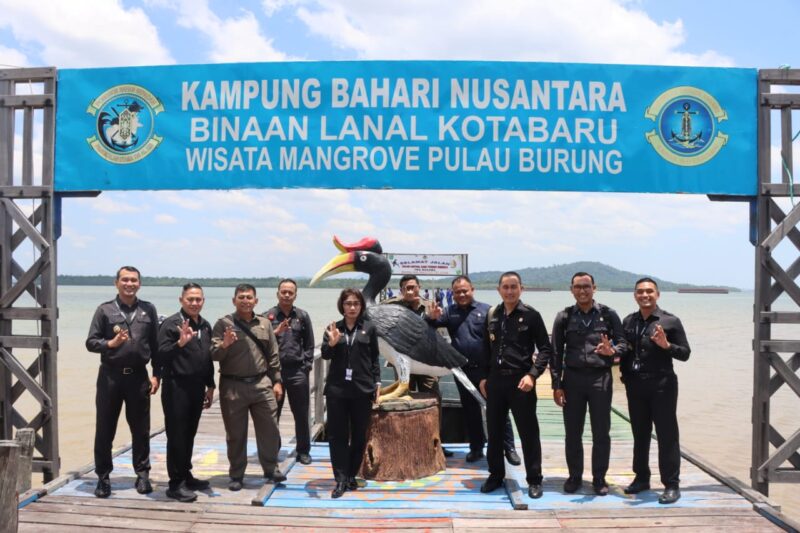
[345,368,353,381]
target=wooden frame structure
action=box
[0,67,59,481]
[752,68,800,495]
[1,65,799,498]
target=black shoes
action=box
[166,485,197,503]
[94,477,111,498]
[504,449,522,466]
[593,479,609,496]
[563,476,582,493]
[297,453,312,465]
[480,476,504,493]
[442,447,454,457]
[624,479,651,494]
[528,484,543,499]
[135,476,153,494]
[229,478,243,491]
[659,487,681,504]
[465,450,485,463]
[331,481,347,498]
[185,476,210,491]
[265,468,287,483]
[346,477,359,491]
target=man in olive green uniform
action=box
[211,284,285,491]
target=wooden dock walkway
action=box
[16,378,793,531]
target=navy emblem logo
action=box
[86,84,164,164]
[645,86,728,166]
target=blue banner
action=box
[55,61,757,195]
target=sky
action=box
[1,0,798,289]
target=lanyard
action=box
[114,301,136,327]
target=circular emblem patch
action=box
[645,86,728,167]
[86,84,164,164]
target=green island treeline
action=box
[58,261,739,292]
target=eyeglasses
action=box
[343,301,361,307]
[572,284,593,291]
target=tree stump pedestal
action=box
[358,396,445,481]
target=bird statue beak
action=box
[309,252,356,286]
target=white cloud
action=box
[294,0,733,66]
[61,227,95,249]
[89,196,145,214]
[0,0,173,67]
[0,45,28,68]
[172,0,290,62]
[115,228,143,239]
[155,214,177,224]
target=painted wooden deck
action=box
[17,378,789,531]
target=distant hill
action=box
[57,261,738,291]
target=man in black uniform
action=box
[157,282,216,503]
[384,274,453,456]
[551,272,626,495]
[426,275,521,464]
[86,266,160,498]
[620,278,691,504]
[479,272,553,499]
[264,279,315,465]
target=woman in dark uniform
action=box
[321,288,380,499]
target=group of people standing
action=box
[86,268,314,502]
[425,271,690,504]
[86,265,690,505]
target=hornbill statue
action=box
[310,236,486,407]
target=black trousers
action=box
[456,366,517,453]
[94,365,151,479]
[162,376,205,489]
[625,373,681,488]
[326,393,372,483]
[563,367,612,482]
[486,372,542,485]
[277,366,311,455]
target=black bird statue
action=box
[310,236,485,406]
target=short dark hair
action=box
[182,282,203,294]
[234,283,257,296]
[337,288,366,316]
[571,272,595,285]
[498,271,521,285]
[278,278,297,290]
[116,266,140,280]
[451,275,472,287]
[399,274,420,289]
[635,277,659,290]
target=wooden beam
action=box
[769,353,800,395]
[0,186,51,198]
[11,203,44,251]
[761,200,800,251]
[0,347,52,408]
[0,441,20,532]
[768,426,800,469]
[0,94,53,110]
[760,340,800,352]
[762,256,800,307]
[0,253,49,308]
[760,427,800,472]
[768,351,800,398]
[0,198,49,251]
[759,311,800,323]
[0,68,56,81]
[761,93,800,109]
[503,478,528,510]
[0,308,54,321]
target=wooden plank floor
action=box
[18,379,785,532]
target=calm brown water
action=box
[14,286,796,520]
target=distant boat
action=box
[523,287,552,292]
[678,287,729,294]
[610,288,629,292]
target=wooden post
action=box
[358,398,445,481]
[15,429,34,493]
[0,440,20,533]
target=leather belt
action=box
[221,372,268,384]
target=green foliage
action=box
[57,261,738,291]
